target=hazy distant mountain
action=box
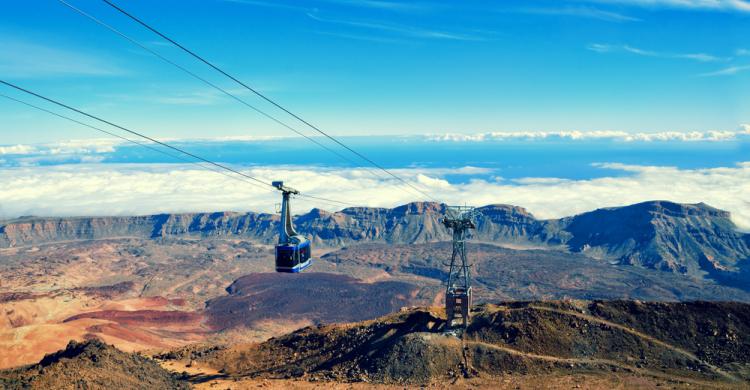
[2,200,748,287]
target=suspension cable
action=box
[0,93,274,193]
[1,79,272,188]
[0,80,357,208]
[56,0,358,168]
[99,0,441,204]
[58,0,429,202]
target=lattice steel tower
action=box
[442,206,477,329]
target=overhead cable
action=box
[98,0,441,204]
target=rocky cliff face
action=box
[561,201,750,277]
[0,212,281,248]
[1,201,749,284]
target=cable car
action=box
[273,181,312,273]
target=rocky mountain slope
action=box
[167,300,750,387]
[0,339,188,389]
[5,301,748,389]
[2,200,748,284]
[561,202,750,276]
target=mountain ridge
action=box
[2,200,749,285]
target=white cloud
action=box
[312,30,412,44]
[322,0,432,12]
[585,0,750,12]
[224,0,444,13]
[513,6,641,22]
[587,43,614,53]
[0,38,125,78]
[1,162,749,231]
[100,86,256,106]
[149,91,226,106]
[45,139,120,155]
[587,43,729,62]
[425,129,745,142]
[698,64,750,77]
[222,0,310,12]
[0,139,125,166]
[0,145,38,155]
[307,13,489,41]
[0,139,122,157]
[512,177,572,185]
[225,0,435,14]
[415,174,451,189]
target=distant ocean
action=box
[3,135,748,182]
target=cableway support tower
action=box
[442,206,478,330]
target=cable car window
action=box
[277,248,295,267]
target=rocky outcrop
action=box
[0,339,189,389]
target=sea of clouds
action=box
[1,162,748,231]
[2,126,749,160]
[426,126,750,142]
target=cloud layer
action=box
[0,138,121,160]
[1,162,748,231]
[2,127,748,161]
[586,42,750,77]
[0,38,124,78]
[587,43,729,62]
[584,0,750,12]
[512,6,641,22]
[426,129,750,142]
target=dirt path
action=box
[160,343,735,390]
[162,270,210,296]
[463,340,730,389]
[526,305,739,382]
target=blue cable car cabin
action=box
[275,239,312,273]
[273,181,313,273]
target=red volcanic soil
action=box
[85,323,167,346]
[64,310,202,326]
[205,272,432,330]
[168,298,188,307]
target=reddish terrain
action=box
[65,310,203,326]
[0,237,436,368]
[1,224,749,371]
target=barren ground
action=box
[2,237,749,373]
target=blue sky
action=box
[1,0,750,144]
